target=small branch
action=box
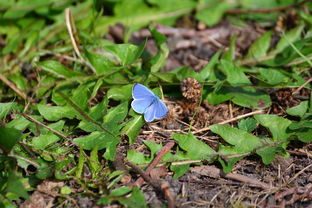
[292,77,312,95]
[9,152,40,168]
[65,8,96,73]
[21,113,68,139]
[56,90,114,136]
[0,73,28,100]
[194,109,265,134]
[132,142,175,187]
[227,0,310,14]
[125,159,175,208]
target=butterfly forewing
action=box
[132,84,156,99]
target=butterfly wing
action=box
[143,98,168,122]
[131,98,154,114]
[154,98,168,119]
[131,84,156,114]
[132,84,155,99]
[143,102,157,122]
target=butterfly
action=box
[131,84,168,122]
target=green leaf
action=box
[254,114,292,141]
[37,60,83,78]
[121,115,145,144]
[172,133,215,160]
[37,105,76,121]
[210,124,262,153]
[110,186,132,197]
[271,25,304,55]
[286,101,308,118]
[257,67,289,85]
[107,84,132,101]
[195,1,233,26]
[246,31,272,60]
[222,35,237,62]
[6,115,30,131]
[199,50,221,81]
[0,127,22,153]
[149,28,169,73]
[118,186,147,208]
[0,102,17,120]
[206,86,271,108]
[73,131,118,150]
[85,50,117,75]
[220,60,251,86]
[237,118,257,132]
[31,120,65,149]
[230,87,271,109]
[256,146,276,164]
[89,145,101,177]
[104,43,145,66]
[127,150,152,165]
[6,172,29,200]
[295,129,312,143]
[104,102,128,126]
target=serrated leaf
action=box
[73,131,118,150]
[37,60,83,78]
[271,25,304,55]
[286,101,308,118]
[199,50,221,82]
[107,84,132,101]
[256,146,276,164]
[110,186,132,197]
[254,114,292,141]
[37,105,76,121]
[237,118,257,132]
[149,28,169,72]
[220,60,251,86]
[246,31,272,60]
[0,127,22,153]
[172,133,215,160]
[195,1,233,26]
[121,115,144,144]
[257,67,289,85]
[0,102,17,120]
[210,124,262,153]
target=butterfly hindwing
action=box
[131,97,154,114]
[154,99,168,119]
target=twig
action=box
[21,113,68,139]
[194,109,264,134]
[125,159,175,208]
[292,77,312,95]
[0,73,28,100]
[132,142,175,187]
[9,152,40,168]
[285,163,312,185]
[56,90,114,136]
[226,0,310,14]
[191,165,272,190]
[65,8,96,73]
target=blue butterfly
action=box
[131,84,168,122]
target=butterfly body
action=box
[131,84,168,122]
